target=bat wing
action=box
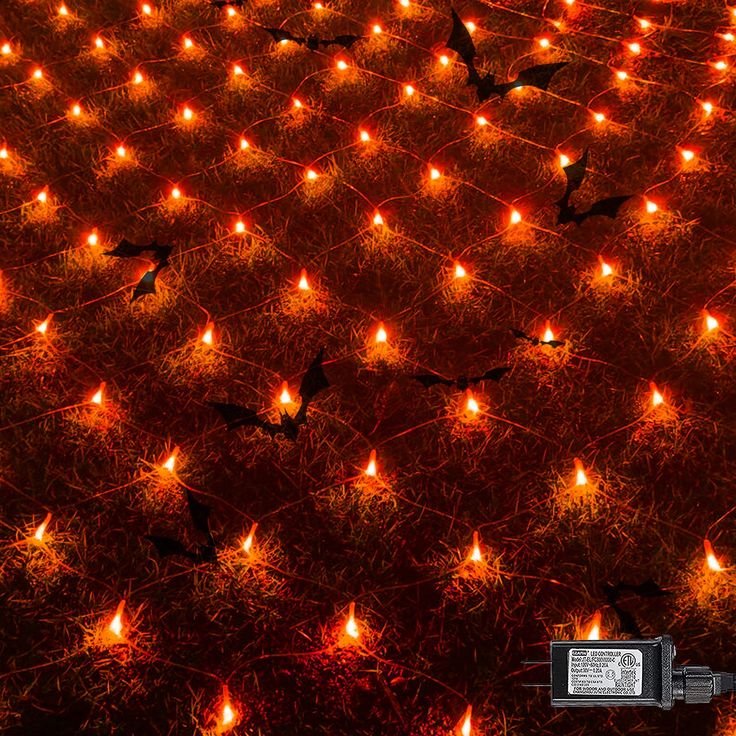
[130,263,164,303]
[264,27,300,44]
[510,328,536,344]
[104,238,147,259]
[412,374,454,389]
[541,339,565,348]
[469,366,511,384]
[323,35,364,49]
[151,244,172,263]
[185,489,213,541]
[513,61,569,92]
[446,8,477,68]
[579,195,632,222]
[145,535,194,560]
[602,582,621,605]
[625,579,671,598]
[561,149,589,198]
[207,401,265,431]
[299,348,330,403]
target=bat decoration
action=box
[412,366,511,390]
[103,238,172,263]
[445,8,569,101]
[211,0,244,7]
[263,27,364,51]
[554,149,633,226]
[209,348,330,441]
[510,328,565,349]
[130,260,168,303]
[145,488,216,563]
[602,578,671,638]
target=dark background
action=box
[0,0,734,733]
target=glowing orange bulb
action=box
[538,37,550,48]
[298,269,310,291]
[182,36,194,50]
[465,390,479,416]
[71,104,82,117]
[542,322,555,343]
[365,449,378,477]
[201,322,214,346]
[221,702,235,727]
[132,71,144,85]
[227,6,236,16]
[372,24,382,34]
[336,59,348,71]
[454,262,467,279]
[469,531,482,563]
[585,611,602,640]
[510,208,522,225]
[704,311,719,332]
[243,522,257,554]
[404,84,415,97]
[32,68,44,80]
[219,688,236,730]
[399,0,410,7]
[0,147,7,159]
[116,145,127,158]
[680,148,695,162]
[35,315,52,334]
[465,21,476,33]
[94,36,105,49]
[372,211,384,227]
[650,382,664,408]
[559,153,570,168]
[713,59,729,70]
[593,111,606,123]
[475,115,488,126]
[573,458,588,486]
[239,137,249,150]
[628,42,641,54]
[1,43,11,55]
[345,602,360,639]
[637,18,651,29]
[233,64,244,76]
[721,32,735,41]
[429,167,441,180]
[292,97,303,109]
[598,256,613,278]
[34,512,52,542]
[314,2,323,8]
[58,4,69,16]
[439,54,449,66]
[375,323,388,344]
[305,168,319,181]
[91,382,105,405]
[141,3,152,15]
[36,189,48,204]
[457,705,473,736]
[704,539,722,572]
[615,69,628,81]
[276,381,292,405]
[162,447,179,473]
[171,186,181,200]
[182,106,193,121]
[645,199,658,214]
[87,230,99,246]
[359,129,371,142]
[701,100,714,116]
[234,220,246,234]
[108,600,125,639]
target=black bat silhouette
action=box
[145,488,216,563]
[510,328,565,349]
[602,579,671,638]
[263,27,364,51]
[211,0,244,7]
[445,9,568,101]
[555,149,632,225]
[209,348,330,441]
[104,238,172,263]
[412,366,510,390]
[130,260,168,303]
